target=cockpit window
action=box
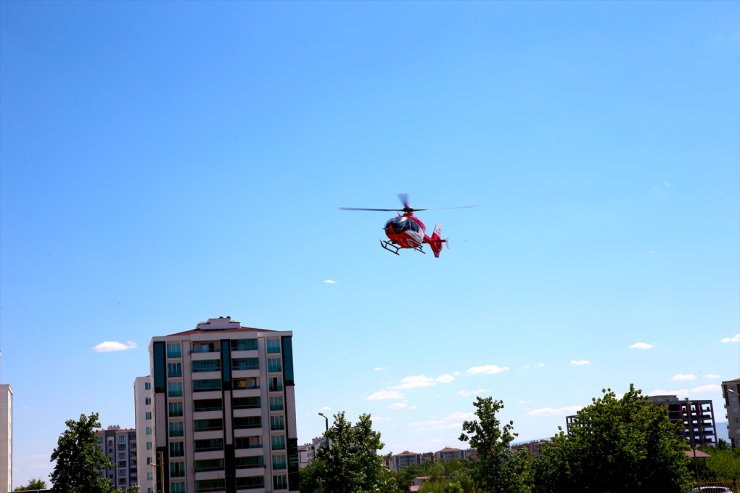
[385,217,420,233]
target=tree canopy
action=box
[300,412,397,493]
[13,478,47,491]
[532,385,694,493]
[50,412,116,493]
[459,396,531,492]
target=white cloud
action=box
[319,406,331,412]
[394,374,455,389]
[93,341,136,352]
[410,411,476,432]
[691,384,721,394]
[467,365,509,375]
[323,279,337,284]
[367,390,403,401]
[672,373,697,382]
[526,405,582,417]
[458,389,487,397]
[703,374,720,379]
[721,333,740,343]
[388,402,408,410]
[569,360,590,366]
[629,342,655,350]
[373,367,388,372]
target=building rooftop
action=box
[166,316,277,336]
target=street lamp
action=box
[318,412,329,432]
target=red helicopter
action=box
[340,194,473,258]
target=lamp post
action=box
[318,412,328,432]
[318,412,329,451]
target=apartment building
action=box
[721,378,740,448]
[648,395,718,446]
[134,375,156,493]
[0,384,11,493]
[96,426,138,489]
[149,316,299,493]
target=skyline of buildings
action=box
[95,425,138,490]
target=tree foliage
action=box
[532,385,694,493]
[50,412,116,493]
[300,412,397,493]
[459,396,531,492]
[13,478,48,491]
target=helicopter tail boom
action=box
[427,224,447,258]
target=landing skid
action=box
[379,240,425,255]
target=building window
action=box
[118,435,126,442]
[270,415,285,431]
[146,441,152,450]
[168,401,183,417]
[271,434,286,450]
[193,379,221,392]
[231,339,258,351]
[169,441,184,457]
[166,343,182,358]
[194,438,223,452]
[274,474,288,490]
[233,396,260,409]
[167,362,182,378]
[192,359,221,373]
[269,396,284,411]
[144,381,151,390]
[145,397,151,406]
[147,472,153,480]
[195,458,225,472]
[272,454,287,470]
[145,411,152,420]
[169,461,185,478]
[234,416,262,429]
[235,476,264,490]
[145,427,152,436]
[168,382,183,397]
[233,377,259,390]
[236,455,264,469]
[232,358,259,370]
[266,339,281,353]
[194,398,223,412]
[168,422,184,437]
[269,376,283,392]
[194,418,223,432]
[195,479,225,492]
[235,436,262,449]
[192,341,218,353]
[267,358,282,373]
[170,483,185,493]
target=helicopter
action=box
[340,194,473,258]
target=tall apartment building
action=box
[648,395,717,446]
[96,426,138,489]
[721,378,740,448]
[0,384,12,493]
[135,376,156,493]
[149,316,299,493]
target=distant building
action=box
[96,426,138,489]
[390,451,422,471]
[298,437,326,468]
[149,316,299,492]
[721,378,740,448]
[0,384,11,493]
[434,447,464,462]
[648,395,718,446]
[511,439,549,459]
[134,375,155,493]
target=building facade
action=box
[135,375,156,493]
[149,316,299,493]
[648,395,718,446]
[96,426,138,489]
[721,378,740,448]
[0,384,11,493]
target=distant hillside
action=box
[716,422,729,443]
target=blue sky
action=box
[1,0,738,488]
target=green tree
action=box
[532,385,694,493]
[459,396,531,492]
[13,478,48,491]
[50,412,116,493]
[301,412,397,493]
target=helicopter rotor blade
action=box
[398,193,410,210]
[339,207,405,212]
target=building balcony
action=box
[194,430,224,441]
[194,450,224,461]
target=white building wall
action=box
[0,385,12,493]
[134,376,155,493]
